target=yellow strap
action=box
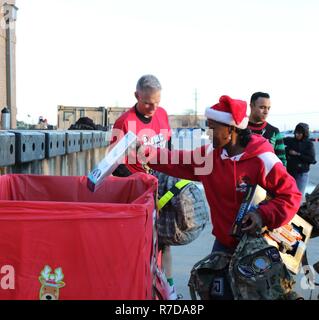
[158,179,191,210]
[175,179,191,189]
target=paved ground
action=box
[309,142,319,185]
[171,142,319,300]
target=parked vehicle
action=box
[309,131,319,142]
[281,130,294,138]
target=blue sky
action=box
[15,0,319,130]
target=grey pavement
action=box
[309,142,319,185]
[171,142,319,300]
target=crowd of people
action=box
[108,74,317,300]
[35,116,48,129]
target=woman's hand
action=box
[241,211,263,236]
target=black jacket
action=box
[284,137,316,174]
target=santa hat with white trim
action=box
[205,95,248,129]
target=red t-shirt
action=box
[111,105,171,173]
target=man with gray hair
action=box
[110,74,178,299]
[111,75,172,172]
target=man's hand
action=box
[136,142,157,165]
[135,142,147,164]
[241,211,263,236]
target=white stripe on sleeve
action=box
[257,152,281,177]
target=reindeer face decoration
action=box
[39,265,65,300]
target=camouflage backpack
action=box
[229,233,299,300]
[188,251,234,300]
[154,171,209,246]
[298,184,319,238]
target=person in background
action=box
[140,95,301,254]
[35,116,48,129]
[284,122,317,196]
[110,74,178,299]
[248,92,287,166]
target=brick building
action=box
[57,105,130,130]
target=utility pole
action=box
[2,2,18,129]
[194,88,198,127]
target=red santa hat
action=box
[205,95,248,129]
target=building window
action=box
[182,119,188,127]
[63,111,74,121]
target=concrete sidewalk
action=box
[171,219,213,300]
[172,219,319,300]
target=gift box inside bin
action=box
[0,173,158,300]
[264,214,312,274]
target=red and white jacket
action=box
[149,134,302,248]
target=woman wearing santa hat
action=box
[141,95,302,253]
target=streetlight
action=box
[2,2,18,23]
